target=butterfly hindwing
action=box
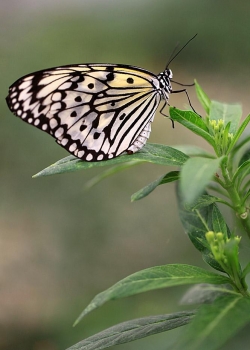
[6,64,161,161]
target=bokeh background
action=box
[1,1,250,349]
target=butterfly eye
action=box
[166,69,173,79]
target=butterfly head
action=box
[158,68,173,96]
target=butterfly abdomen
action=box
[126,120,153,154]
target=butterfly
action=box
[6,37,195,162]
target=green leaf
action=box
[74,264,230,325]
[211,205,230,237]
[242,186,250,204]
[232,159,250,189]
[239,148,250,166]
[180,284,237,305]
[169,108,216,148]
[242,262,250,279]
[176,187,230,272]
[209,101,242,134]
[227,114,250,155]
[131,171,179,202]
[195,80,211,114]
[180,157,224,204]
[173,145,214,158]
[33,143,188,177]
[231,134,250,161]
[185,194,227,210]
[86,161,141,188]
[67,311,195,350]
[175,294,250,350]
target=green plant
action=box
[35,82,250,350]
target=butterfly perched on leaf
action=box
[6,37,196,162]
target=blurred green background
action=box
[1,1,250,349]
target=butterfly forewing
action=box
[6,64,163,161]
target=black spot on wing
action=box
[70,111,77,117]
[106,72,115,81]
[127,77,134,84]
[92,116,99,128]
[38,104,46,113]
[93,132,101,139]
[80,124,87,131]
[75,96,82,102]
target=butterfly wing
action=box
[6,64,161,161]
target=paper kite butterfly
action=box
[6,37,196,162]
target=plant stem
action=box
[220,159,250,238]
[230,268,250,297]
[239,216,250,239]
[232,278,249,297]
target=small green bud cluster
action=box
[208,119,233,155]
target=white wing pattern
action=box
[6,63,171,161]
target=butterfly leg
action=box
[159,101,175,128]
[171,88,199,115]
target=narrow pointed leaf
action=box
[180,284,236,305]
[185,194,226,210]
[180,157,223,204]
[231,134,250,158]
[170,108,209,132]
[242,262,250,279]
[232,159,250,188]
[239,148,250,166]
[211,205,230,237]
[169,108,215,147]
[74,264,230,325]
[175,295,250,350]
[131,171,179,201]
[227,115,250,155]
[33,143,188,177]
[242,187,250,204]
[67,311,195,350]
[195,80,211,114]
[86,161,141,188]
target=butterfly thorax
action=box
[157,68,173,100]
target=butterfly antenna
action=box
[166,41,180,68]
[171,80,195,87]
[166,34,197,69]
